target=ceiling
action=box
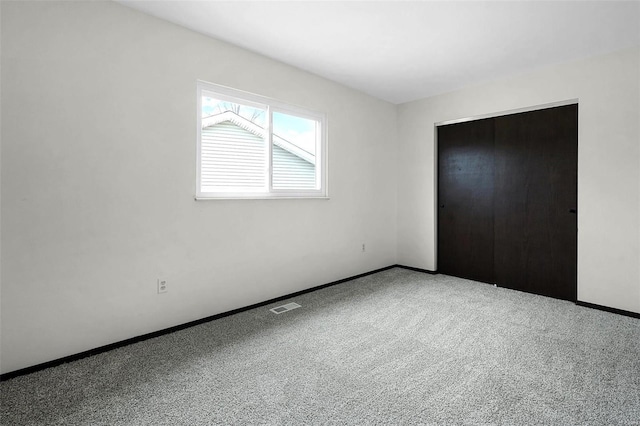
[117,1,640,104]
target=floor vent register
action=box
[269,302,301,314]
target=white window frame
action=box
[196,81,328,200]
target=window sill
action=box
[195,196,330,201]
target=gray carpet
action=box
[1,268,639,425]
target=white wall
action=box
[0,0,3,372]
[0,1,398,374]
[397,46,640,314]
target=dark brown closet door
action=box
[493,105,578,301]
[438,118,495,284]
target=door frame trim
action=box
[434,98,579,127]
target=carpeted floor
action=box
[1,268,639,425]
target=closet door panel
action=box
[437,118,495,283]
[493,105,578,301]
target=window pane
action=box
[272,112,318,190]
[196,81,326,199]
[200,96,267,192]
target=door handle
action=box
[569,209,577,214]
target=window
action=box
[196,81,327,199]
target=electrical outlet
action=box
[362,243,366,252]
[157,279,168,294]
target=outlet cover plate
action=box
[158,279,168,294]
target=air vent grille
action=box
[269,302,301,314]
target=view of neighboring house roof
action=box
[202,111,315,164]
